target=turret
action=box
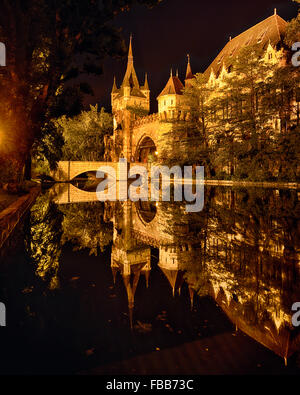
[157,69,184,117]
[141,73,150,103]
[111,35,150,114]
[111,76,119,110]
[185,54,194,87]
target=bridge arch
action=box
[71,164,117,181]
[52,161,119,182]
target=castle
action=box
[108,10,292,164]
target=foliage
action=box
[60,202,113,255]
[56,105,113,161]
[180,39,300,181]
[0,0,161,181]
[32,120,65,173]
[126,106,149,117]
[25,192,64,289]
[285,2,300,46]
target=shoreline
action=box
[0,185,41,251]
[203,179,300,189]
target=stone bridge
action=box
[51,183,99,205]
[51,161,120,182]
[51,161,150,182]
[52,181,187,249]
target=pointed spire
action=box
[128,34,133,62]
[129,305,134,330]
[189,286,195,311]
[185,54,193,80]
[170,68,173,77]
[112,76,118,93]
[121,34,140,89]
[144,269,150,288]
[176,69,179,77]
[111,266,118,284]
[143,72,149,90]
[274,8,277,15]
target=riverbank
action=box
[204,179,300,189]
[0,185,41,251]
[0,190,18,212]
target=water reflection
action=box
[1,183,300,373]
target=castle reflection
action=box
[36,185,300,365]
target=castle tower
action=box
[157,69,184,118]
[111,36,150,114]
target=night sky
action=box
[87,0,298,113]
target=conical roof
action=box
[185,54,194,80]
[157,74,184,98]
[142,73,149,90]
[111,76,119,93]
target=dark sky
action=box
[86,0,298,113]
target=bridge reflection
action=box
[40,185,300,364]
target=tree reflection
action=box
[175,187,300,361]
[60,202,113,255]
[25,192,63,289]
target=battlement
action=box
[132,113,159,128]
[158,109,191,122]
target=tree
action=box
[183,39,299,181]
[56,105,113,162]
[31,120,65,175]
[0,0,161,182]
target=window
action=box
[217,55,224,65]
[171,99,173,105]
[257,29,268,44]
[245,36,252,46]
[164,100,166,106]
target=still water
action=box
[1,184,300,374]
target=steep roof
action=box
[111,76,119,93]
[157,74,184,98]
[113,36,147,99]
[114,86,146,100]
[142,73,149,90]
[185,54,194,80]
[205,13,287,78]
[121,35,140,89]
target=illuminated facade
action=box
[108,10,297,164]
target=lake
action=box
[0,184,300,374]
